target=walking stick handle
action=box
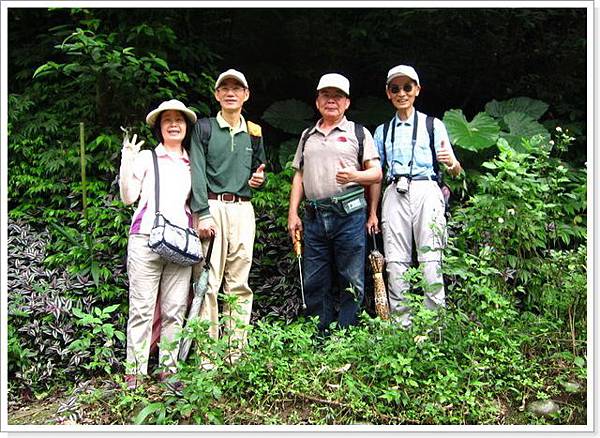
[293,230,302,256]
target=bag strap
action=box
[151,149,160,214]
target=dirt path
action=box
[8,396,63,425]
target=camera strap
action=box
[390,111,419,180]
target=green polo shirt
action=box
[190,112,266,218]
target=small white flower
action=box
[556,126,563,132]
[507,209,515,216]
[498,217,504,224]
[549,140,555,146]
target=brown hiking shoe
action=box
[124,374,138,390]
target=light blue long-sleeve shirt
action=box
[373,109,452,181]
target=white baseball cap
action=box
[316,73,350,96]
[386,65,420,86]
[215,69,249,89]
[145,99,197,126]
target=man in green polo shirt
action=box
[190,69,266,365]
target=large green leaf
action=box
[443,109,499,152]
[262,99,315,135]
[347,96,391,128]
[500,111,551,152]
[485,97,549,121]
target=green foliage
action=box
[450,127,586,313]
[32,25,192,128]
[249,164,303,320]
[100,298,585,424]
[444,96,552,155]
[485,97,549,121]
[500,111,550,151]
[443,109,500,151]
[69,304,126,374]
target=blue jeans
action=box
[303,205,366,331]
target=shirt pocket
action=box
[414,142,434,168]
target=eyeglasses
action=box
[388,83,414,94]
[217,86,246,94]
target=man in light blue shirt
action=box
[367,65,462,327]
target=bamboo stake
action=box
[79,122,88,219]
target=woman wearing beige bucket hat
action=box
[118,99,197,390]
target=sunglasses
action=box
[388,83,415,94]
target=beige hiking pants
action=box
[381,181,446,326]
[192,200,255,360]
[125,234,191,374]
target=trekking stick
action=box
[294,230,307,310]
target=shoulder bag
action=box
[147,149,203,266]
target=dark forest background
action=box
[8,7,587,161]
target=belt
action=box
[207,192,250,203]
[398,174,438,181]
[388,174,438,184]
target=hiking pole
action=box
[368,231,390,320]
[294,230,307,310]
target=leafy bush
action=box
[250,164,303,322]
[7,219,127,396]
[449,128,585,312]
[96,294,585,425]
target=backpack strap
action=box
[247,120,263,169]
[298,128,315,169]
[197,117,212,156]
[426,115,441,180]
[247,121,262,154]
[380,117,395,173]
[354,123,365,169]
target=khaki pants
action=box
[381,181,446,325]
[126,234,191,374]
[193,200,255,360]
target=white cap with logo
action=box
[215,69,249,89]
[316,73,350,96]
[386,65,420,86]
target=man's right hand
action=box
[366,212,380,235]
[197,217,217,239]
[287,213,303,241]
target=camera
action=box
[395,176,409,194]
